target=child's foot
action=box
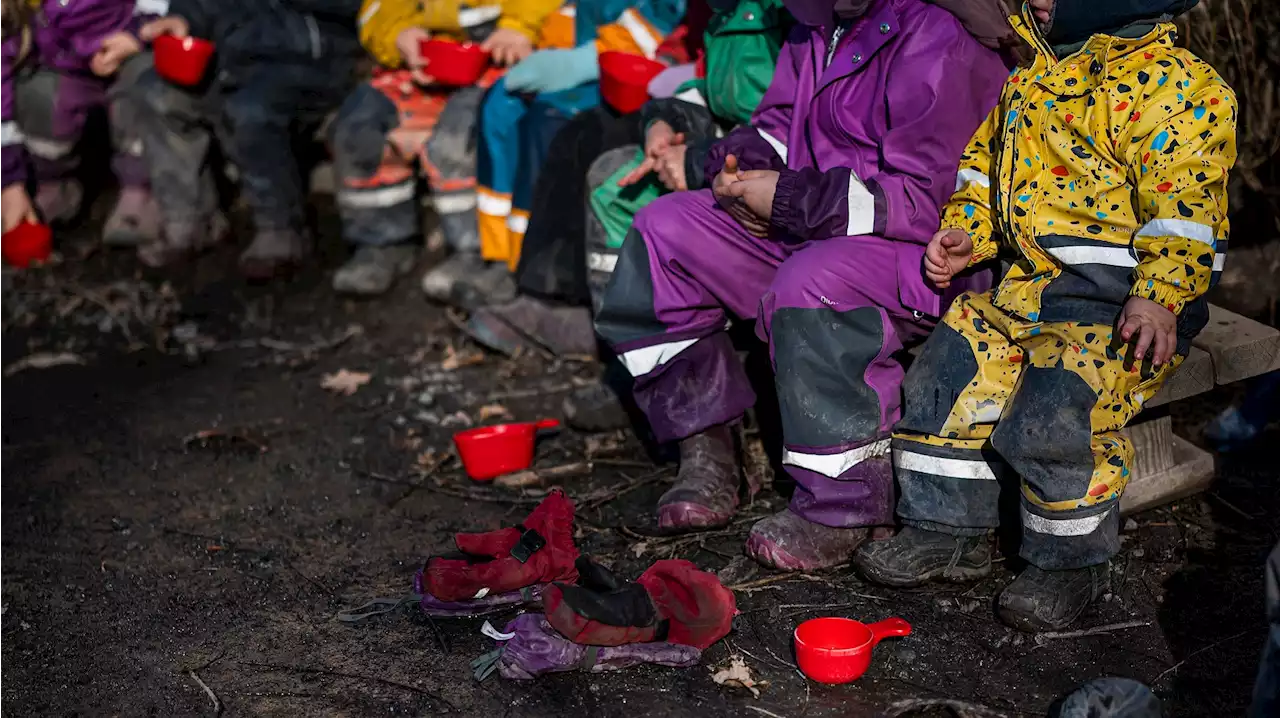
[997,563,1110,632]
[449,262,517,311]
[562,381,630,433]
[34,179,84,225]
[239,228,309,280]
[745,509,870,571]
[852,525,992,587]
[658,423,741,531]
[421,251,486,302]
[332,245,419,296]
[467,296,596,357]
[137,213,229,268]
[103,187,162,247]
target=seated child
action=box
[327,0,563,296]
[1,0,159,244]
[593,0,1007,568]
[853,0,1237,632]
[466,0,688,308]
[130,0,365,278]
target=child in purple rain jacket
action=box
[1,0,159,243]
[594,0,1007,569]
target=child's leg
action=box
[131,68,225,265]
[12,68,98,223]
[103,54,161,246]
[424,85,484,254]
[475,78,529,269]
[505,95,574,273]
[585,144,647,312]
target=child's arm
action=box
[496,0,564,45]
[942,105,1000,266]
[358,0,463,67]
[56,0,135,64]
[1123,72,1237,316]
[2,34,28,192]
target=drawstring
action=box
[335,593,420,622]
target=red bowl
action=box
[453,418,560,481]
[794,617,912,685]
[2,220,53,268]
[599,52,666,114]
[420,39,490,87]
[153,34,215,86]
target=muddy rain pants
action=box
[595,189,937,529]
[893,290,1179,569]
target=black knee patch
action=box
[425,86,482,176]
[594,228,666,346]
[898,324,980,437]
[991,365,1096,503]
[773,306,885,446]
[329,85,399,178]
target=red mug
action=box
[599,52,667,114]
[453,418,560,481]
[153,34,216,86]
[419,39,490,87]
[2,220,53,267]
[794,616,912,684]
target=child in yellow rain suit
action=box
[854,0,1236,632]
[327,0,561,296]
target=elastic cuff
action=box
[1129,279,1188,315]
[769,168,802,234]
[968,233,999,266]
[496,17,537,40]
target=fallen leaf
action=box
[321,369,371,396]
[712,655,765,698]
[477,403,512,422]
[441,344,485,372]
[3,352,86,377]
[631,541,649,558]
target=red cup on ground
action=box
[454,418,560,481]
[2,220,53,268]
[153,34,216,86]
[420,39,490,87]
[794,617,912,684]
[599,52,666,114]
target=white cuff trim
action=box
[783,440,890,479]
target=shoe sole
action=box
[744,532,852,572]
[853,557,993,588]
[657,502,734,532]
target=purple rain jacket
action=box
[1,0,161,187]
[703,0,1007,317]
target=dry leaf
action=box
[631,541,649,558]
[441,344,484,371]
[321,369,371,396]
[3,352,86,377]
[477,403,512,422]
[711,655,765,698]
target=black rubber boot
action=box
[657,423,742,532]
[852,525,992,587]
[997,563,1110,632]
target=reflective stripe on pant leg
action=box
[894,293,1016,534]
[330,80,419,247]
[14,69,90,179]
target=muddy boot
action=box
[332,245,419,296]
[563,380,630,432]
[997,563,1110,632]
[239,228,310,280]
[103,187,162,247]
[34,179,83,225]
[422,250,486,302]
[745,509,871,571]
[658,423,741,531]
[852,525,992,587]
[137,213,229,268]
[468,295,596,357]
[449,261,517,311]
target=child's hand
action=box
[924,228,972,289]
[395,27,434,84]
[712,155,769,237]
[139,16,190,41]
[1118,296,1177,366]
[481,28,533,66]
[618,120,684,186]
[91,31,142,77]
[2,184,39,232]
[655,144,687,191]
[720,169,778,223]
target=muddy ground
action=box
[2,205,1277,718]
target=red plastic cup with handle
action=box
[453,418,560,481]
[794,617,912,684]
[2,220,53,268]
[419,38,490,87]
[153,34,216,86]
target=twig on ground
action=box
[886,698,1010,718]
[1034,619,1150,642]
[1152,628,1253,685]
[283,560,336,597]
[495,461,593,489]
[239,661,455,711]
[579,470,671,510]
[1208,492,1256,521]
[3,351,86,376]
[189,671,223,715]
[590,458,654,468]
[182,429,269,455]
[727,575,802,592]
[485,381,580,402]
[422,484,544,506]
[744,706,788,718]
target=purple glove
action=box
[472,614,702,681]
[647,63,699,99]
[335,574,545,622]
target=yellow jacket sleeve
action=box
[940,103,1001,266]
[1123,73,1237,315]
[359,0,465,67]
[497,0,565,41]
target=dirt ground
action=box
[2,208,1277,718]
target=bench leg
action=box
[1119,413,1216,514]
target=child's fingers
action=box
[1132,321,1153,361]
[619,158,656,186]
[723,154,739,174]
[1153,327,1173,366]
[1117,313,1135,341]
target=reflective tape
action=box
[894,449,998,480]
[617,337,699,376]
[783,439,890,479]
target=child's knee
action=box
[330,86,399,178]
[990,365,1097,499]
[13,71,60,136]
[425,89,484,177]
[899,325,982,435]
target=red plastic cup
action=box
[599,52,666,114]
[453,418,560,481]
[420,38,490,87]
[2,220,53,268]
[153,34,216,87]
[794,617,912,684]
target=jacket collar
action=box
[815,0,900,92]
[1011,5,1175,96]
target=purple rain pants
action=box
[595,189,933,529]
[12,60,150,188]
